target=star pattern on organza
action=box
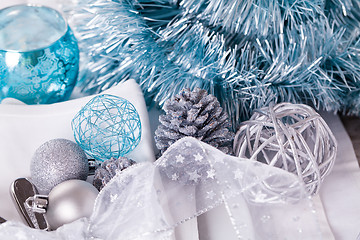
[157,138,211,185]
[137,201,143,208]
[237,223,248,229]
[188,193,195,201]
[157,159,167,167]
[233,169,243,180]
[206,168,216,179]
[175,154,185,163]
[260,215,271,223]
[171,173,179,181]
[193,152,203,162]
[254,191,267,202]
[206,190,216,200]
[188,170,201,182]
[110,194,118,203]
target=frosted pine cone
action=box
[155,88,234,155]
[93,157,136,191]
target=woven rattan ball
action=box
[72,94,141,162]
[234,103,337,195]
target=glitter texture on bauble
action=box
[30,139,89,194]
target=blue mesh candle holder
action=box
[0,5,79,104]
[72,94,142,162]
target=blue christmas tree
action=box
[63,0,360,129]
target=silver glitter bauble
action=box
[30,139,89,194]
[45,180,99,230]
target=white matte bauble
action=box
[45,180,99,230]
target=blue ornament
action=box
[0,5,79,104]
[72,94,141,162]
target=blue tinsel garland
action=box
[62,0,360,129]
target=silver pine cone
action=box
[93,157,136,191]
[155,88,234,155]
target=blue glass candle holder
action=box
[0,5,79,104]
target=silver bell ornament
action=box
[27,180,99,230]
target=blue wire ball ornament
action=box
[72,94,141,162]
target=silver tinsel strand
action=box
[155,88,234,155]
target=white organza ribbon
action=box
[0,137,326,239]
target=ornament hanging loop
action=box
[25,195,48,214]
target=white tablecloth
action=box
[319,111,360,239]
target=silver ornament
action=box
[233,103,337,195]
[30,139,89,194]
[45,180,98,230]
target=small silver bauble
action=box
[45,179,98,230]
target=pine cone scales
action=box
[155,88,234,155]
[93,157,136,191]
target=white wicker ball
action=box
[234,103,337,195]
